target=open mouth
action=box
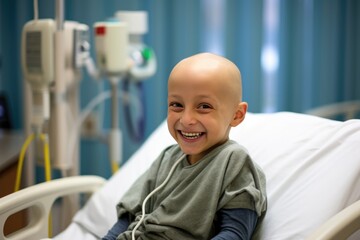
[179,131,204,140]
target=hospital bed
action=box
[1,111,360,240]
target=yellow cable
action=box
[39,134,52,182]
[14,133,35,192]
[39,133,52,237]
[14,133,53,237]
[111,160,119,174]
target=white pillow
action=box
[232,112,360,239]
[55,112,360,240]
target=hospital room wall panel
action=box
[271,0,360,113]
[312,1,343,106]
[277,0,311,112]
[224,0,264,113]
[342,0,360,101]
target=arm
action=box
[212,208,258,240]
[102,214,130,240]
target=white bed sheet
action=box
[54,112,360,240]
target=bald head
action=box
[169,53,243,104]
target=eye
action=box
[198,103,213,112]
[168,102,183,112]
[169,102,182,108]
[198,104,212,109]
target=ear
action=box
[230,102,248,127]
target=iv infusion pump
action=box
[21,19,90,88]
[21,19,55,89]
[21,19,55,126]
[21,18,90,170]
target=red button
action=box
[95,26,106,35]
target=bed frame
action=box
[305,100,360,120]
[0,176,105,240]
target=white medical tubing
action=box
[84,57,101,80]
[110,77,120,129]
[67,91,110,167]
[131,154,186,240]
[67,90,142,172]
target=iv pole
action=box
[53,0,80,228]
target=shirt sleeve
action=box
[211,208,258,240]
[102,214,130,240]
[218,149,267,217]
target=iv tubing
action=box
[110,79,119,129]
[131,154,186,240]
[67,90,142,173]
[123,80,146,142]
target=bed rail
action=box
[306,100,360,120]
[306,200,360,240]
[0,175,106,240]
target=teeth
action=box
[181,131,202,139]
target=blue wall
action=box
[1,0,359,179]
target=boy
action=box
[103,53,267,240]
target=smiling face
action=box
[167,53,247,164]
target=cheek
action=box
[206,114,232,133]
[167,119,175,137]
[220,107,238,125]
[167,114,177,133]
[167,112,176,124]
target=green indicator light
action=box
[142,48,152,60]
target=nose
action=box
[180,109,196,126]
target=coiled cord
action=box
[131,154,186,240]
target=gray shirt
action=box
[116,140,267,240]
